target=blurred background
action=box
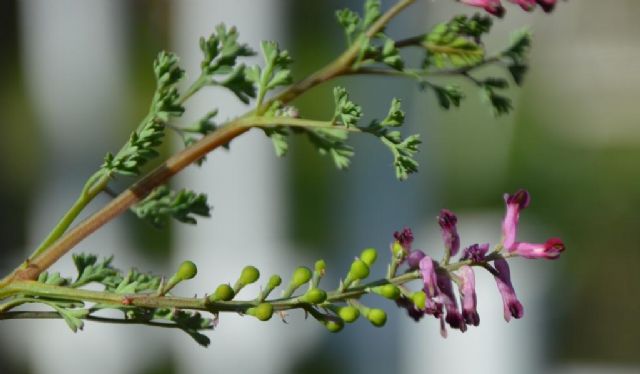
[1,0,639,373]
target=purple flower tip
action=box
[438,209,461,257]
[460,0,505,17]
[461,243,490,263]
[395,295,426,322]
[505,189,531,210]
[393,227,414,251]
[493,258,524,322]
[438,209,458,230]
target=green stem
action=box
[27,171,111,263]
[178,74,209,105]
[0,311,214,331]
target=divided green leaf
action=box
[131,185,211,228]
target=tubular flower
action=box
[436,272,466,332]
[438,209,460,257]
[459,0,505,17]
[458,266,480,326]
[508,0,556,12]
[493,258,524,322]
[418,256,442,317]
[502,189,566,259]
[502,189,530,249]
[511,237,565,259]
[507,0,536,11]
[461,0,558,16]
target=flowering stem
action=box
[0,252,508,321]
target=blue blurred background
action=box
[1,0,639,373]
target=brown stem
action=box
[6,0,416,283]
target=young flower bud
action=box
[312,260,326,288]
[324,318,344,333]
[349,259,370,280]
[372,284,400,300]
[161,260,198,295]
[314,260,326,274]
[299,288,327,304]
[292,266,313,287]
[366,308,387,327]
[338,306,360,323]
[234,265,260,293]
[247,303,273,321]
[411,291,427,309]
[176,260,198,280]
[282,266,313,298]
[267,274,282,289]
[360,248,378,266]
[258,274,283,301]
[208,283,235,302]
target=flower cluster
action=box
[395,189,565,336]
[459,0,559,17]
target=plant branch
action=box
[0,0,416,284]
[0,311,214,331]
[0,253,506,317]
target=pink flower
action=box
[460,0,506,17]
[438,209,461,257]
[419,256,442,317]
[419,256,466,332]
[493,258,523,321]
[436,271,466,332]
[510,237,565,259]
[507,0,536,11]
[502,189,530,249]
[461,0,557,16]
[508,0,556,12]
[502,189,566,260]
[458,266,480,326]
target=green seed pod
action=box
[360,248,377,266]
[314,260,327,274]
[267,274,282,289]
[412,291,426,310]
[176,260,198,281]
[248,303,273,321]
[239,266,260,285]
[209,284,235,302]
[367,308,387,327]
[300,288,327,304]
[338,306,360,323]
[373,284,400,300]
[324,318,344,333]
[292,266,313,287]
[349,259,370,280]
